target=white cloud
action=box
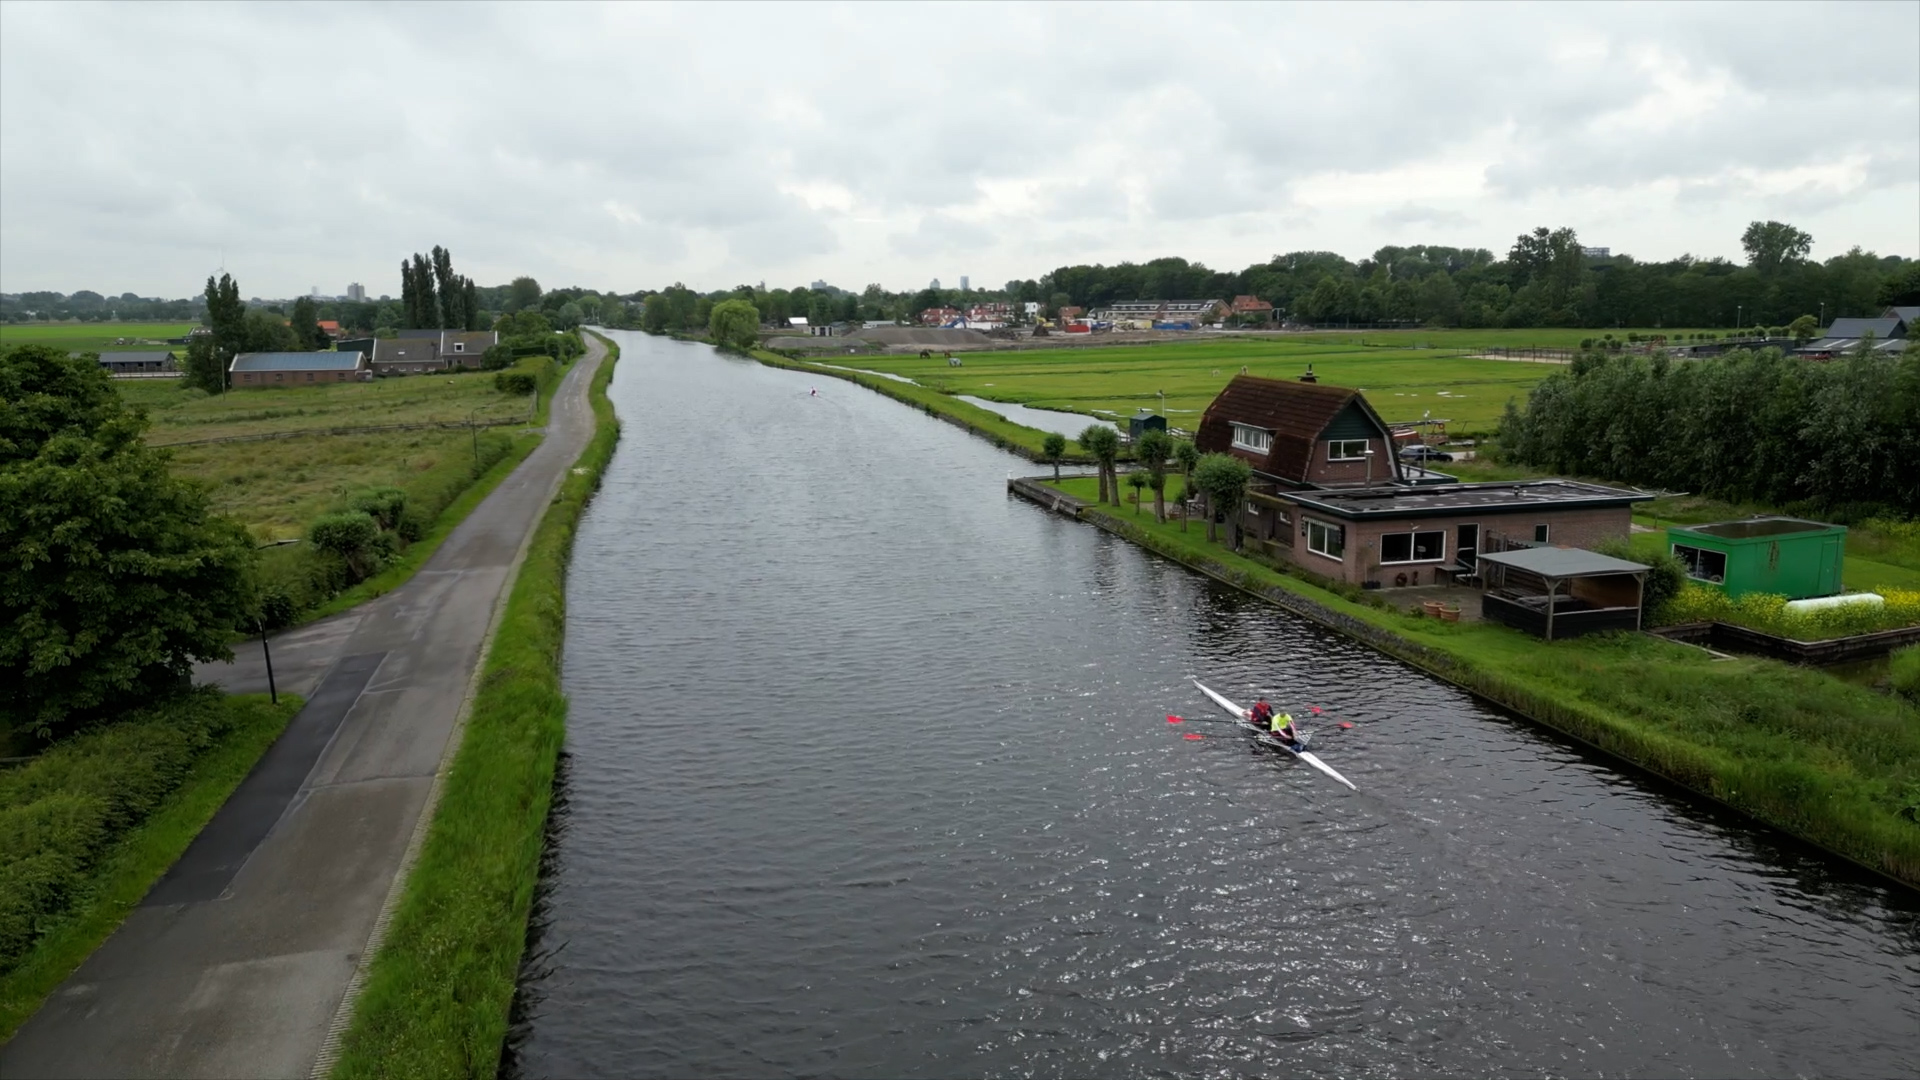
[0,0,1913,298]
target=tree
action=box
[1741,221,1813,276]
[1077,424,1120,505]
[709,299,760,349]
[182,273,245,393]
[242,309,297,352]
[1172,439,1200,524]
[431,246,457,328]
[289,296,323,350]
[1191,452,1252,546]
[1041,432,1066,481]
[507,276,542,313]
[1,346,256,735]
[1788,315,1819,346]
[1126,471,1147,512]
[1134,429,1172,522]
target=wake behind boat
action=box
[1192,679,1359,791]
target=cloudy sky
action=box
[2,1,1915,299]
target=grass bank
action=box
[1042,475,1920,888]
[326,335,620,1078]
[751,347,1076,460]
[0,690,301,1040]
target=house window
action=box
[274,372,283,381]
[1328,439,1369,461]
[1305,519,1345,561]
[1380,530,1446,564]
[455,342,465,352]
[1672,544,1728,584]
[1230,423,1272,453]
[1533,524,1550,543]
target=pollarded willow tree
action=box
[1077,424,1121,505]
[1133,429,1172,522]
[1192,452,1253,547]
[1,346,256,736]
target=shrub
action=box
[480,344,515,371]
[0,689,238,973]
[1660,585,1920,639]
[493,371,536,395]
[349,487,408,532]
[1595,537,1686,615]
[307,511,381,581]
[1891,645,1920,702]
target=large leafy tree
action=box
[507,276,542,313]
[1,346,255,736]
[1192,452,1252,546]
[1741,221,1813,276]
[708,299,760,348]
[182,272,245,393]
[289,296,323,350]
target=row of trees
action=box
[1501,344,1920,517]
[1030,223,1916,330]
[0,291,202,323]
[398,246,484,331]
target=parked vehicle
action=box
[1398,444,1455,463]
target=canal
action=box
[511,330,1918,1078]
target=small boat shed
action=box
[1478,546,1650,641]
[1665,517,1844,600]
[1128,409,1168,441]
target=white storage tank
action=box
[1782,592,1883,614]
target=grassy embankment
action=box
[326,335,620,1078]
[0,322,196,352]
[0,690,303,1040]
[1046,474,1920,886]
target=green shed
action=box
[1128,409,1168,441]
[1666,517,1845,600]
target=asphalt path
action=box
[2,334,609,1079]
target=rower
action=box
[1249,697,1275,728]
[1271,710,1301,750]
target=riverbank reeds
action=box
[327,335,620,1078]
[0,690,300,1039]
[1041,474,1920,887]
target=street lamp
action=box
[1736,304,1743,331]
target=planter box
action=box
[1647,620,1920,666]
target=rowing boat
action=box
[1191,679,1358,791]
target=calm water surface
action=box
[512,331,1918,1078]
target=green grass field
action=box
[830,330,1700,435]
[1,322,197,352]
[122,371,533,444]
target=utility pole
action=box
[257,619,277,705]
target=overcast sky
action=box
[2,1,1916,300]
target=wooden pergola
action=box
[1477,547,1651,641]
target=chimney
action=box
[1299,364,1317,383]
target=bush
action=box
[307,511,381,581]
[493,371,536,395]
[349,487,407,532]
[1595,536,1686,614]
[1891,645,1920,702]
[480,344,515,371]
[0,688,237,973]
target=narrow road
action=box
[2,334,609,1079]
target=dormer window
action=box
[454,342,465,352]
[1230,423,1272,453]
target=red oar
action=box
[1304,706,1354,730]
[1167,714,1238,726]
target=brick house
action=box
[1229,295,1275,323]
[229,351,370,387]
[1196,374,1650,587]
[371,338,443,375]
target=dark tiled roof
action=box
[394,327,443,339]
[1196,374,1390,482]
[1823,317,1901,339]
[440,330,498,351]
[373,339,438,363]
[1885,306,1919,325]
[229,351,366,372]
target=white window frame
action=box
[1328,439,1369,461]
[1305,518,1345,562]
[1534,523,1551,543]
[1230,423,1273,454]
[1672,543,1727,584]
[1379,530,1447,564]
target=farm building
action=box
[229,351,370,387]
[1666,517,1845,600]
[371,338,442,375]
[84,350,178,375]
[1795,310,1909,357]
[1196,374,1651,587]
[1097,300,1223,326]
[440,330,497,367]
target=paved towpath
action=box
[2,334,609,1079]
